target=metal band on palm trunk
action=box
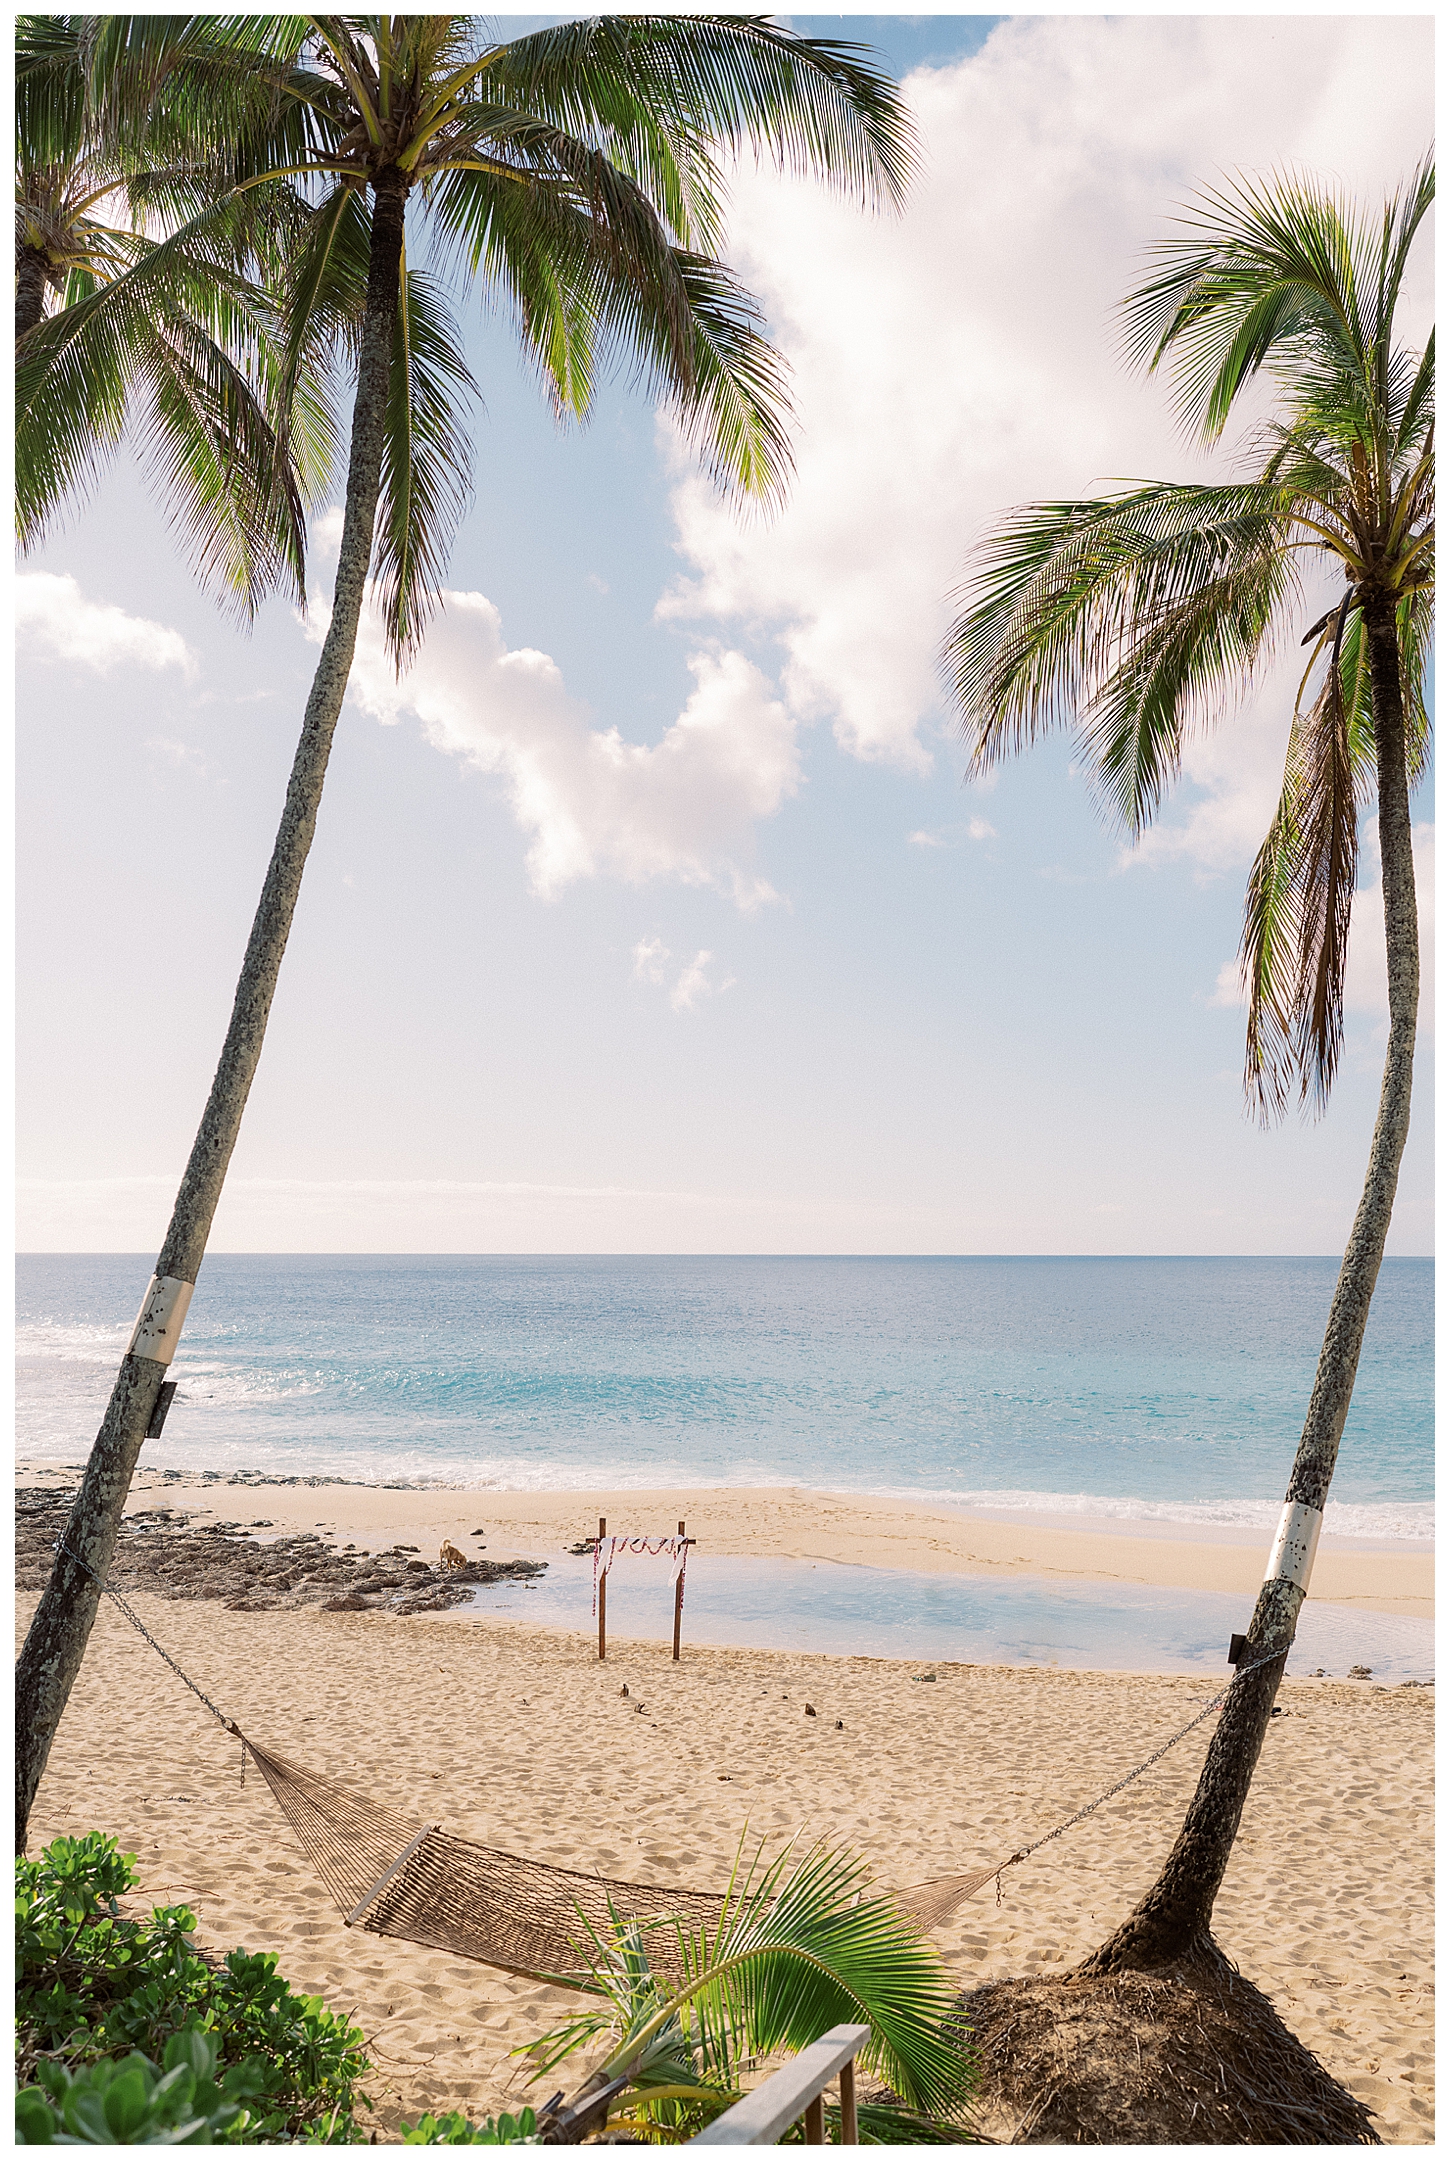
[1264,1500,1323,1590]
[127,1275,194,1365]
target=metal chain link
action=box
[998,1646,1286,1881]
[56,1540,239,1738]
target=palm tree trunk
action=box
[1080,585,1420,1973]
[14,169,410,1852]
[16,246,50,338]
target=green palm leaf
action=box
[376,260,476,658]
[530,1838,974,2133]
[944,157,1432,1120]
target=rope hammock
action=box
[58,1543,1282,1990]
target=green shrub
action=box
[16,1833,371,2143]
[17,2025,266,2144]
[399,2107,541,2144]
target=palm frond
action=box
[478,15,915,216]
[1242,598,1371,1118]
[1123,166,1381,441]
[563,1839,972,2121]
[374,262,477,662]
[943,482,1295,830]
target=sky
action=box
[16,11,1435,1257]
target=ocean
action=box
[16,1253,1432,1541]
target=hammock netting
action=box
[240,1734,983,1988]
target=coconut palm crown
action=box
[943,156,1432,1118]
[204,12,914,660]
[16,14,320,612]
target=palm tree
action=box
[15,15,915,1849]
[16,14,316,614]
[941,159,1432,1970]
[526,1840,975,2142]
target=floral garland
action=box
[591,1534,690,1616]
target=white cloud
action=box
[17,572,194,676]
[631,935,734,1012]
[311,506,345,556]
[669,950,734,1013]
[632,935,670,985]
[586,572,610,595]
[657,17,1430,788]
[1210,958,1247,1012]
[146,737,207,775]
[307,588,799,908]
[908,816,996,849]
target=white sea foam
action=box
[846,1484,1435,1544]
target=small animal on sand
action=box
[439,1540,468,1572]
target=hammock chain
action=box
[990,1645,1286,1892]
[55,1539,245,1777]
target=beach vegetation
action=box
[943,159,1432,1968]
[521,1838,977,2143]
[398,2108,541,2145]
[16,2025,266,2145]
[16,1832,373,2143]
[15,9,916,1854]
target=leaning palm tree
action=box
[526,1839,975,2143]
[15,14,915,1848]
[16,14,317,613]
[941,158,1432,1969]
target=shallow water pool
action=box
[458,1551,1432,1683]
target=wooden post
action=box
[672,1518,686,1662]
[597,1516,607,1662]
[803,2093,826,2144]
[839,2056,858,2144]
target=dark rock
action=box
[14,1486,546,1624]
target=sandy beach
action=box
[21,1462,1434,1620]
[18,1471,1433,2143]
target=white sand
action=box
[19,1486,1434,2143]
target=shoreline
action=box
[18,1463,1432,1622]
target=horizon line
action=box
[16,1250,1435,1263]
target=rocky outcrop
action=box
[15,1488,545,1618]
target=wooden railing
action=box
[689,2022,869,2145]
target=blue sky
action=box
[17,12,1433,1255]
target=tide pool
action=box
[458,1551,1434,1683]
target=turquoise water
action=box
[16,1254,1432,1541]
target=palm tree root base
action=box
[953,1946,1380,2145]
